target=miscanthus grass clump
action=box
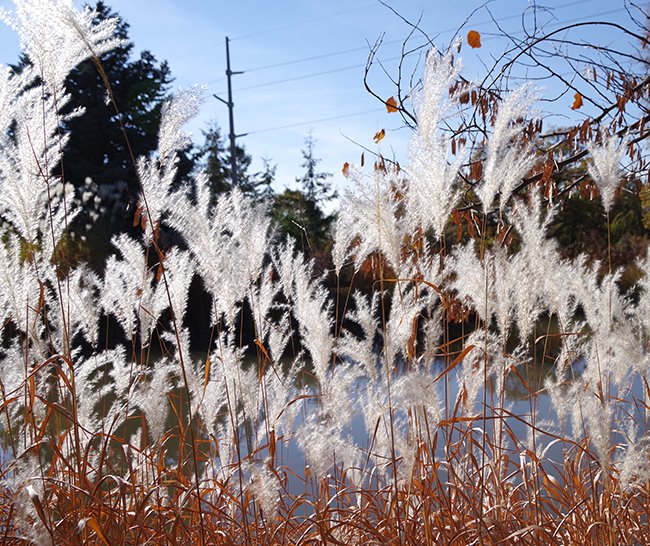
[0,1,649,544]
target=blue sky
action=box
[0,0,637,197]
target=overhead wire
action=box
[169,2,377,64]
[227,61,399,93]
[200,2,632,138]
[245,108,385,136]
[243,46,372,74]
[243,0,601,72]
[209,5,626,97]
[241,63,583,137]
[230,2,377,41]
[239,6,628,136]
[200,0,603,86]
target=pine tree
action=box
[10,1,188,269]
[273,133,335,251]
[198,122,275,202]
[253,156,277,201]
[199,122,231,196]
[54,2,180,224]
[296,132,336,204]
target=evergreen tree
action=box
[199,122,231,196]
[273,133,335,251]
[296,132,336,204]
[198,121,274,202]
[11,1,189,268]
[253,156,277,201]
[56,2,182,224]
[272,189,322,248]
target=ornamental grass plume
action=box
[475,84,539,213]
[406,45,466,239]
[587,133,627,212]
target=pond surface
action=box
[234,355,648,498]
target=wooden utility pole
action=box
[214,37,244,187]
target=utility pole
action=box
[214,37,244,187]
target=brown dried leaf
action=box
[467,30,481,49]
[571,92,583,110]
[541,157,555,184]
[385,96,398,113]
[373,129,385,143]
[470,161,483,181]
[133,204,142,228]
[85,517,110,546]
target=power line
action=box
[171,2,377,63]
[230,61,393,93]
[199,0,608,87]
[205,62,367,90]
[243,46,371,74]
[210,6,626,96]
[245,108,385,136]
[235,0,601,74]
[237,6,629,136]
[230,3,377,42]
[230,0,598,43]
